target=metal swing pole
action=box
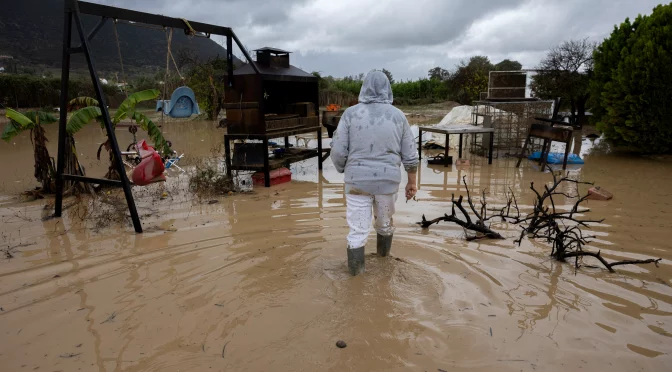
[56,0,143,233]
[53,0,263,233]
[54,3,72,217]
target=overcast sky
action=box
[92,0,662,81]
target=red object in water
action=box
[131,141,165,186]
[252,167,292,186]
[456,159,470,167]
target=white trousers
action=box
[346,193,397,248]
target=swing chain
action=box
[112,20,129,98]
[166,29,185,81]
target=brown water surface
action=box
[0,119,671,371]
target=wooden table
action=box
[224,126,327,187]
[418,125,495,166]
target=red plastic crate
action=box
[252,167,292,186]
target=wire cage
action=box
[470,100,554,158]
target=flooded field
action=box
[0,116,671,371]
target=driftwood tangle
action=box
[419,170,662,272]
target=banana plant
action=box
[66,89,172,180]
[2,109,58,193]
[67,90,171,154]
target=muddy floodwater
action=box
[0,118,671,371]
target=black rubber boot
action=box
[347,247,365,276]
[377,233,393,257]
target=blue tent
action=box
[156,86,200,118]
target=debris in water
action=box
[490,327,493,337]
[53,274,61,278]
[336,340,347,348]
[456,159,470,167]
[587,186,613,201]
[101,311,117,324]
[59,353,81,358]
[208,200,219,204]
[221,341,230,358]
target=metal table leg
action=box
[488,131,494,164]
[317,127,323,171]
[444,134,449,167]
[459,133,463,158]
[224,135,232,177]
[262,137,270,187]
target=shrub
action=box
[591,4,672,153]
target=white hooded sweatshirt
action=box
[330,71,418,195]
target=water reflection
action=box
[0,122,671,370]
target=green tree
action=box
[176,53,229,120]
[494,59,522,71]
[2,109,57,192]
[448,56,494,104]
[381,68,394,84]
[531,39,595,126]
[591,4,672,153]
[428,67,450,81]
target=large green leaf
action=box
[5,108,35,128]
[114,89,160,124]
[25,111,58,125]
[66,106,102,135]
[68,96,99,111]
[1,119,26,142]
[131,111,172,155]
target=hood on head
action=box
[358,70,393,104]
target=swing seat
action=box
[156,86,200,118]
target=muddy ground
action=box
[0,110,671,371]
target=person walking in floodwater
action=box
[330,70,419,276]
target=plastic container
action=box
[252,167,291,186]
[131,141,166,186]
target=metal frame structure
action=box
[487,70,529,99]
[471,100,554,157]
[224,127,325,187]
[55,0,259,233]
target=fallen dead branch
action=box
[419,176,504,240]
[419,169,662,273]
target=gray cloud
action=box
[92,0,661,80]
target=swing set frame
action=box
[55,0,259,233]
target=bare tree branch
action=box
[418,166,661,273]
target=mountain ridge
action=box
[0,0,242,77]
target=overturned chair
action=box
[516,97,575,170]
[516,123,573,170]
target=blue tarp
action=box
[528,151,584,164]
[155,86,200,118]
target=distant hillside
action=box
[0,0,241,77]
